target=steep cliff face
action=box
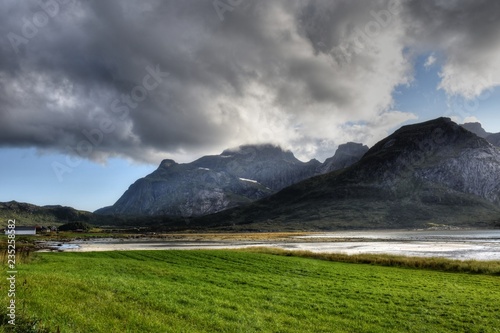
[96,160,272,216]
[96,144,327,216]
[416,147,500,204]
[196,118,500,230]
[191,144,322,191]
[360,118,500,204]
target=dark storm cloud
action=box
[0,0,499,163]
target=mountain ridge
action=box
[0,201,94,227]
[96,143,368,217]
[5,117,500,231]
[190,118,500,231]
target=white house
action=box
[4,226,37,235]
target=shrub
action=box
[58,222,92,232]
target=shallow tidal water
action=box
[41,229,500,261]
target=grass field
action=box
[1,250,500,332]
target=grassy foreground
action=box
[245,247,500,275]
[2,250,500,333]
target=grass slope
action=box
[2,250,500,332]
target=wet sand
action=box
[40,229,500,261]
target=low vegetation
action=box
[0,237,35,264]
[244,247,500,275]
[1,250,499,332]
[57,222,92,232]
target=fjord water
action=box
[287,229,500,260]
[294,229,500,241]
[50,229,500,261]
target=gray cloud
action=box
[0,0,499,164]
[402,0,500,97]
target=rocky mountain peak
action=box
[198,118,500,230]
[160,159,177,168]
[460,122,490,138]
[221,144,296,162]
[320,142,369,173]
[97,142,338,217]
[365,117,488,162]
[95,139,372,218]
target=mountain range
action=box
[95,142,369,217]
[3,118,500,231]
[190,118,500,231]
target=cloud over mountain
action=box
[1,0,499,163]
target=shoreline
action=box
[36,229,500,261]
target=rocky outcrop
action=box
[416,147,500,204]
[191,144,322,191]
[319,142,368,174]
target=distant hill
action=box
[0,201,165,229]
[95,143,368,217]
[460,122,491,138]
[192,118,500,231]
[0,201,94,227]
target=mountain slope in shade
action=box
[319,142,369,174]
[96,159,274,217]
[487,133,500,147]
[195,118,500,231]
[96,143,368,217]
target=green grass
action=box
[2,250,500,332]
[244,247,500,275]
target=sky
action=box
[1,0,500,211]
